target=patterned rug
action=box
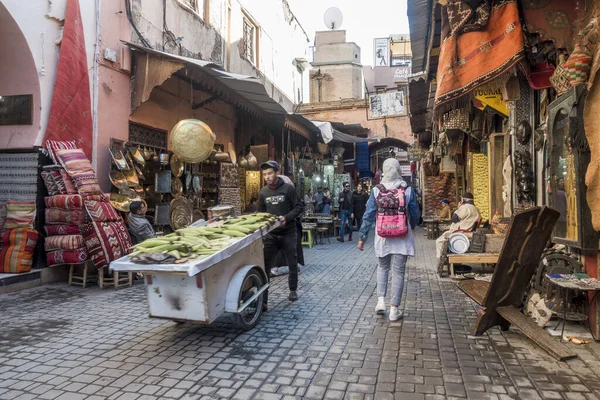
[434,0,525,112]
[81,221,133,270]
[0,153,39,203]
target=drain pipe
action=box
[92,0,101,170]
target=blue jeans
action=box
[340,209,353,238]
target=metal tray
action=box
[155,170,171,193]
[154,203,171,226]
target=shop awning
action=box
[311,121,380,144]
[408,0,434,75]
[124,41,319,139]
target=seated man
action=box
[438,199,452,220]
[436,192,481,259]
[128,200,156,244]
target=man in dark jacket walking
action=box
[258,161,304,305]
[337,182,354,242]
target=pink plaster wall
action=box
[96,0,132,191]
[0,4,41,149]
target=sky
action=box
[286,0,410,66]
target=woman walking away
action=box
[357,158,420,321]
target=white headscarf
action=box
[380,158,406,190]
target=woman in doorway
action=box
[357,158,420,321]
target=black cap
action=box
[260,160,279,171]
[462,192,474,200]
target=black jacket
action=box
[258,177,303,233]
[339,190,353,212]
[352,191,369,216]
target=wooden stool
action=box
[68,261,98,288]
[98,267,133,289]
[301,229,314,248]
[316,227,330,245]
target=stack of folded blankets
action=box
[0,200,38,273]
[43,194,91,266]
[42,145,133,270]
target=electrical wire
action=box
[125,0,153,49]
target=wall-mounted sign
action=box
[474,87,508,116]
[407,145,425,161]
[368,91,406,119]
[0,94,33,125]
[393,67,411,81]
[374,38,390,67]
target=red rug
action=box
[42,0,92,159]
[435,0,525,112]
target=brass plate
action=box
[170,154,184,178]
[171,177,183,197]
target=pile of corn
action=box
[130,213,278,261]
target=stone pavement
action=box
[2,228,600,400]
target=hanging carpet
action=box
[434,0,525,113]
[42,0,93,159]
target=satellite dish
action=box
[324,7,343,30]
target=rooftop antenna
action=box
[324,7,343,30]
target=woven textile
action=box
[563,44,592,87]
[0,153,39,203]
[44,234,85,251]
[84,200,122,222]
[44,195,83,210]
[59,169,78,194]
[45,209,89,225]
[70,171,102,196]
[0,228,38,273]
[41,171,60,196]
[55,149,93,174]
[42,0,93,159]
[4,200,36,229]
[81,221,133,269]
[46,247,88,267]
[521,0,583,52]
[45,224,81,236]
[45,140,77,165]
[435,0,524,111]
[0,204,5,231]
[48,170,67,195]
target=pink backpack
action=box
[375,184,408,238]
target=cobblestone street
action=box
[2,229,600,400]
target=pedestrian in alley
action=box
[258,161,304,306]
[246,197,258,213]
[357,158,420,321]
[337,182,354,242]
[315,187,324,213]
[352,182,369,232]
[322,188,332,215]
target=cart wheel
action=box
[234,269,265,330]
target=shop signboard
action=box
[374,38,390,67]
[368,91,406,119]
[474,87,509,116]
[0,94,33,125]
[407,144,425,161]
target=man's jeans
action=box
[340,209,353,238]
[263,229,298,304]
